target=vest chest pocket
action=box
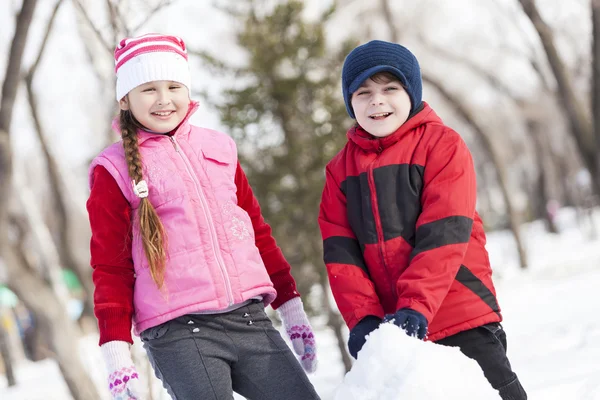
[200,145,236,191]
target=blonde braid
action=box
[120,110,168,288]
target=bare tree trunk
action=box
[318,273,353,373]
[555,153,576,208]
[26,76,97,321]
[518,0,599,197]
[0,1,100,398]
[306,232,353,373]
[0,0,37,132]
[0,318,16,386]
[0,0,39,387]
[14,168,73,304]
[74,0,120,148]
[528,120,559,233]
[24,0,96,325]
[3,241,101,400]
[11,171,102,400]
[592,0,600,193]
[7,219,53,363]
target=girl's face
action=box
[119,80,190,133]
[351,77,411,138]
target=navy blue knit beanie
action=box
[342,40,423,119]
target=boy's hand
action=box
[277,297,318,373]
[347,315,382,359]
[384,308,428,339]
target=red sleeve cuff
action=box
[95,307,134,346]
[269,269,300,309]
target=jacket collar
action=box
[111,101,200,145]
[347,102,441,152]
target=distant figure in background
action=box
[318,40,527,400]
[87,33,319,400]
[12,302,36,361]
[574,169,598,239]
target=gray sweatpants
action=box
[140,301,320,400]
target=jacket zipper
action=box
[367,146,396,301]
[169,136,234,306]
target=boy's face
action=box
[119,80,190,133]
[351,77,411,138]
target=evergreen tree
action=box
[210,0,354,296]
[201,0,357,370]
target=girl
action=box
[87,34,319,400]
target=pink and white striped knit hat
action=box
[114,33,191,101]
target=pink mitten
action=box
[277,297,317,373]
[101,341,146,400]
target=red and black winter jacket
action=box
[318,103,501,342]
[87,162,299,345]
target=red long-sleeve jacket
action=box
[319,103,501,342]
[88,162,298,345]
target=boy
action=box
[318,40,527,400]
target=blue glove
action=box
[383,308,428,339]
[347,316,382,359]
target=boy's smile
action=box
[351,78,411,138]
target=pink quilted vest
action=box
[89,106,276,334]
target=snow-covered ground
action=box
[2,208,600,400]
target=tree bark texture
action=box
[519,0,600,197]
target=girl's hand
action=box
[277,297,318,373]
[101,341,147,399]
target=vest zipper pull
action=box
[169,136,179,152]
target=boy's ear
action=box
[119,97,130,111]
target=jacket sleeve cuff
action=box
[269,269,300,309]
[347,304,385,331]
[395,299,432,324]
[95,307,134,346]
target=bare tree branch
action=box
[28,0,64,77]
[379,0,398,42]
[416,33,521,103]
[0,0,38,388]
[105,0,122,45]
[518,0,595,177]
[131,0,176,33]
[0,0,38,248]
[489,0,554,92]
[24,0,97,324]
[72,0,113,55]
[0,0,37,132]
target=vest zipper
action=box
[169,136,234,306]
